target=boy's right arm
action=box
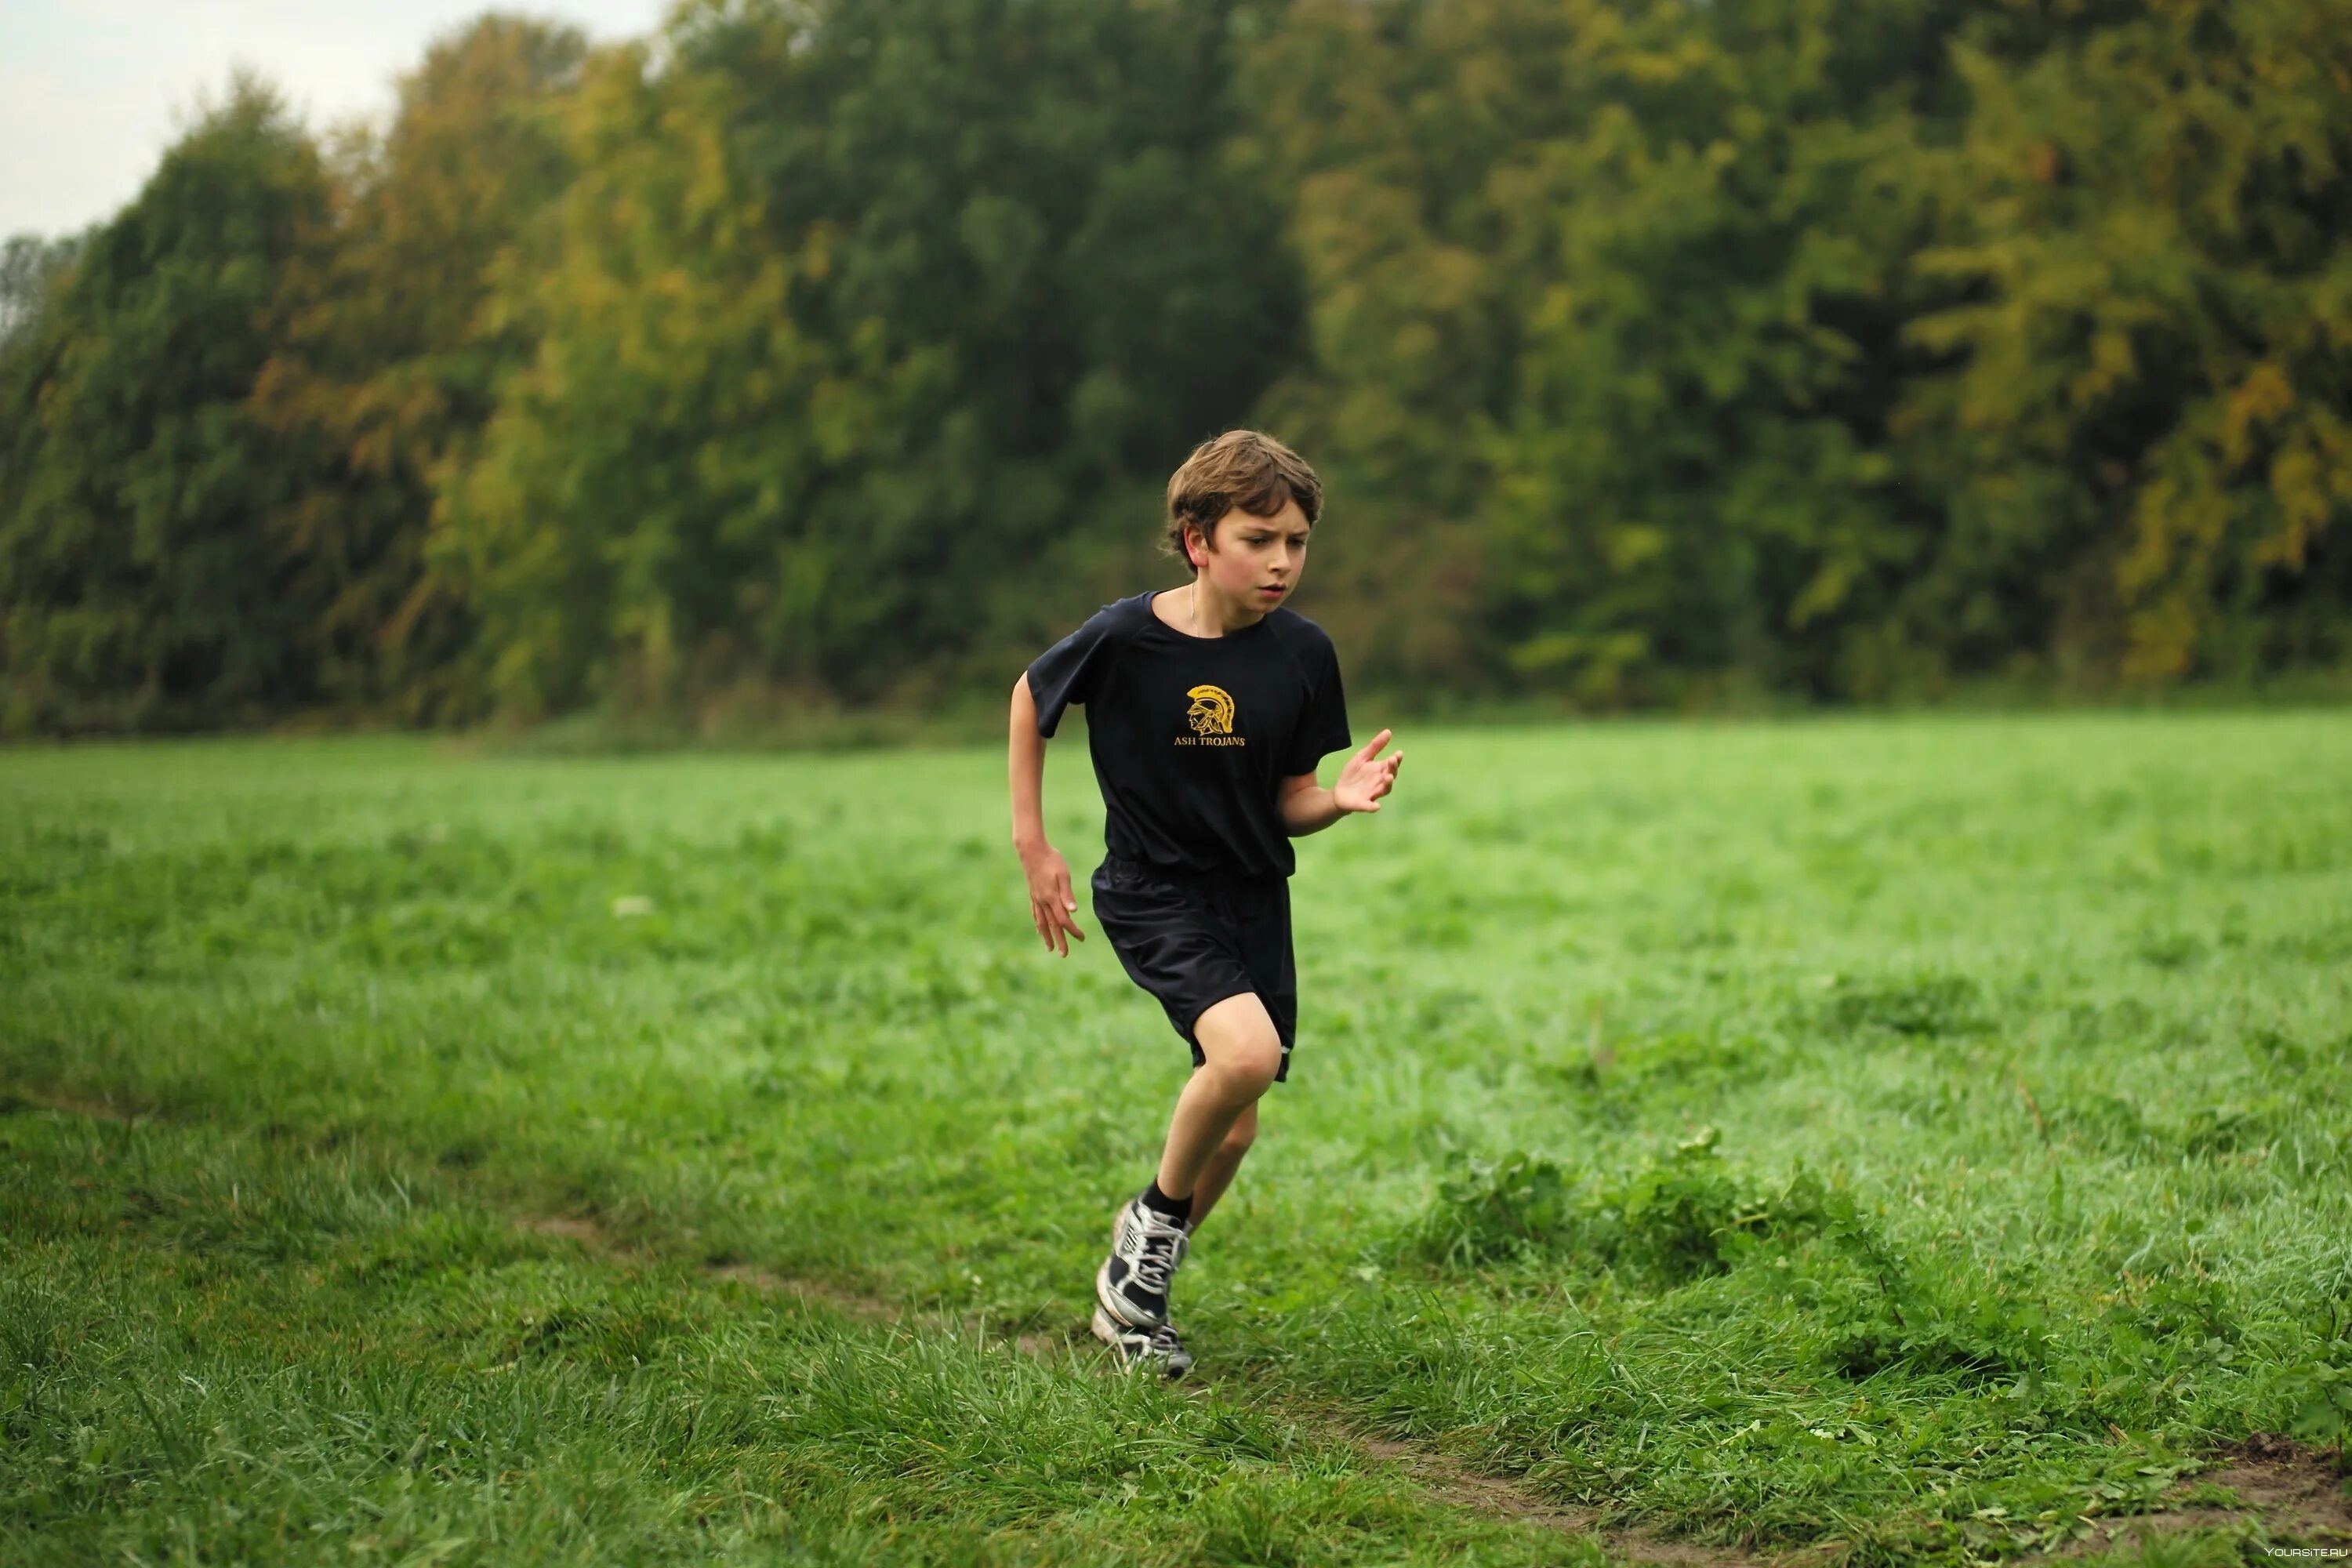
[1009,672,1086,956]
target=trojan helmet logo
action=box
[1185,684,1236,736]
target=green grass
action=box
[5,713,2350,1565]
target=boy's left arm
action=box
[1279,729,1403,837]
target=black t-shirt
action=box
[1027,591,1352,880]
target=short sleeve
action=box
[1283,639,1352,775]
[1025,604,1126,737]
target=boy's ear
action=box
[1185,520,1214,569]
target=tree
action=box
[1904,0,2352,684]
[0,234,82,352]
[440,0,1299,718]
[1240,0,1609,691]
[253,14,586,721]
[0,77,330,733]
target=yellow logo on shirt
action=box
[1185,684,1235,735]
[1178,684,1246,746]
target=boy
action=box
[1007,430,1403,1377]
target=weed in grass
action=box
[1406,1127,1831,1284]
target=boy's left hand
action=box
[1333,728,1403,814]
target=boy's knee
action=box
[1209,1043,1280,1099]
[1204,1020,1279,1105]
[1194,993,1283,1098]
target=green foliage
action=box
[438,0,1299,717]
[1254,0,2352,703]
[0,78,331,734]
[2283,1359,2352,1459]
[1410,1127,1831,1281]
[4,0,2350,731]
[1906,0,2352,686]
[1236,0,1582,689]
[1809,1198,2056,1388]
[253,16,587,723]
[0,234,80,352]
[1821,972,1990,1036]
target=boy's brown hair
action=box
[1164,430,1323,562]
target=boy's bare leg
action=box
[1185,1101,1256,1229]
[1155,992,1282,1207]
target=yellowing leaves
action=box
[2222,361,2293,462]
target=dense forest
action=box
[2,0,2347,734]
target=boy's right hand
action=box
[1020,843,1087,956]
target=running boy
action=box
[1007,430,1403,1377]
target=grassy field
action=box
[5,713,2350,1566]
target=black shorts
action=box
[1091,855,1298,1081]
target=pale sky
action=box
[1,1,673,240]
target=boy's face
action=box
[1187,497,1311,612]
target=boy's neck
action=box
[1167,577,1263,639]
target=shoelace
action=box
[1128,1215,1187,1295]
[1146,1324,1188,1359]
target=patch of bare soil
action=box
[1359,1434,1776,1567]
[1014,1325,1083,1359]
[4,1084,140,1122]
[516,1212,909,1327]
[2060,1434,2352,1557]
[1363,1436,1599,1534]
[707,1261,901,1323]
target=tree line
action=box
[2,0,2346,734]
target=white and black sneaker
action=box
[1094,1192,1189,1330]
[1091,1305,1195,1378]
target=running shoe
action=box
[1094,1192,1189,1330]
[1091,1305,1195,1378]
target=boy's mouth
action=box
[1256,584,1287,599]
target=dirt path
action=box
[1354,1432,1782,1566]
[5,1084,146,1122]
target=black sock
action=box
[1141,1181,1192,1224]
